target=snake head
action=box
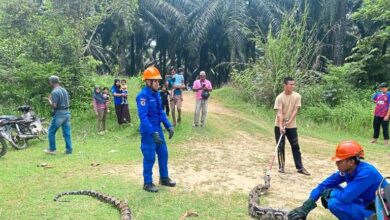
[263,173,271,188]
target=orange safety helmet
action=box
[331,140,365,161]
[142,66,162,81]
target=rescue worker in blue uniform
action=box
[136,66,176,193]
[288,140,388,220]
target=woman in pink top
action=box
[93,86,108,134]
[192,71,212,127]
[371,82,390,145]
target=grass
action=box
[0,77,250,220]
[1,79,389,220]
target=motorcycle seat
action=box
[0,115,18,120]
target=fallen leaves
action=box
[179,210,199,220]
[37,163,54,168]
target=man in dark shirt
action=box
[44,75,73,155]
[159,85,170,116]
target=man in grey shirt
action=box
[44,75,73,154]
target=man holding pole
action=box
[274,76,310,175]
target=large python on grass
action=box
[54,190,132,220]
[248,171,290,220]
[53,173,288,220]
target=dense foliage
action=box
[231,0,390,135]
[231,7,320,106]
[0,0,389,135]
[0,0,137,113]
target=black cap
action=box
[379,82,388,88]
[49,75,60,84]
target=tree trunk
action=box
[333,0,347,66]
[184,53,188,83]
[162,48,167,75]
[177,51,182,68]
[135,34,143,72]
[169,49,176,67]
[130,34,135,76]
[119,45,127,75]
[199,44,208,71]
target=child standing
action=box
[120,79,128,105]
[371,82,390,145]
[120,79,131,124]
[93,86,107,134]
[160,85,170,116]
[102,87,110,113]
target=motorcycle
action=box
[0,105,48,151]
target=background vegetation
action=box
[1,1,390,219]
[1,0,389,135]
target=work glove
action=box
[320,188,333,209]
[152,132,162,145]
[288,199,317,220]
[321,188,333,199]
[168,127,174,139]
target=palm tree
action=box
[136,0,287,85]
[83,0,365,82]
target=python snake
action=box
[248,172,290,220]
[54,190,131,220]
[54,173,292,220]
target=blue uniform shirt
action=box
[309,161,388,206]
[136,86,172,135]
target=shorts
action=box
[170,95,182,109]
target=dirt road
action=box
[100,92,379,219]
[174,92,336,218]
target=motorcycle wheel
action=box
[0,138,7,157]
[9,127,28,150]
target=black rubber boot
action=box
[160,177,176,187]
[143,183,158,193]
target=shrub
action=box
[232,5,320,106]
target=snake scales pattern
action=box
[54,190,132,220]
[53,173,290,220]
[248,173,290,220]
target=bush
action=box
[231,5,320,106]
[0,2,102,116]
[301,88,373,136]
[0,57,97,116]
[232,13,376,136]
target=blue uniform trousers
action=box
[141,128,168,184]
[328,197,373,220]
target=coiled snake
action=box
[248,172,290,220]
[54,190,132,220]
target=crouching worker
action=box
[136,66,176,193]
[288,140,388,220]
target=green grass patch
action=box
[1,80,387,220]
[0,78,252,220]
